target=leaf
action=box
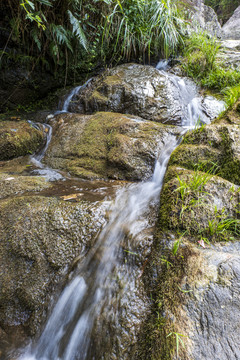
[61,193,83,201]
[25,0,35,10]
[67,10,88,50]
[50,24,73,52]
[31,28,42,51]
[37,0,53,6]
[172,240,180,256]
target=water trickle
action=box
[30,123,64,181]
[61,78,93,112]
[156,59,169,71]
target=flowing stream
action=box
[17,66,225,360]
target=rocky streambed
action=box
[0,63,239,360]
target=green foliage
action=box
[175,162,218,202]
[166,332,186,357]
[102,0,185,62]
[1,0,187,85]
[182,32,240,104]
[203,207,240,241]
[222,84,240,108]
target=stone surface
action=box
[68,64,192,125]
[222,6,240,40]
[157,241,240,360]
[0,194,107,337]
[184,242,240,360]
[141,100,240,360]
[0,121,45,160]
[43,111,179,181]
[0,172,51,199]
[168,115,240,185]
[190,0,222,38]
[218,40,240,71]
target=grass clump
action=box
[182,32,240,104]
[102,0,185,63]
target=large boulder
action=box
[0,194,107,340]
[43,112,179,180]
[68,64,193,125]
[0,121,45,160]
[190,0,222,38]
[136,237,240,360]
[222,6,240,40]
[168,100,240,185]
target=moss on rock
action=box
[0,195,106,335]
[44,112,178,180]
[0,121,44,160]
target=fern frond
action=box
[50,24,73,52]
[36,0,53,6]
[31,28,42,51]
[68,10,88,50]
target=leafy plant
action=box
[204,210,240,240]
[166,331,186,357]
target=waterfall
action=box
[19,133,179,360]
[61,78,93,112]
[17,68,225,360]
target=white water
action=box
[18,68,225,360]
[19,133,179,360]
[29,121,64,181]
[61,78,92,112]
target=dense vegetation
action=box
[0,0,239,111]
[182,32,240,105]
[0,0,185,86]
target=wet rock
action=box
[0,195,107,337]
[168,120,240,185]
[43,112,178,181]
[0,121,44,160]
[217,40,240,71]
[150,240,240,360]
[222,6,240,40]
[68,64,190,125]
[0,173,51,199]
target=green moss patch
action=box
[0,121,44,160]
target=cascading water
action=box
[61,78,92,112]
[19,134,179,360]
[17,66,225,360]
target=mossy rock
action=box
[44,112,178,181]
[0,173,51,199]
[0,195,106,336]
[159,166,239,240]
[68,63,188,125]
[170,123,240,185]
[0,121,44,160]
